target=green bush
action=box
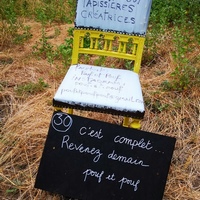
[146,0,200,92]
[150,0,200,27]
[15,78,49,97]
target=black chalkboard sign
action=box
[35,111,176,200]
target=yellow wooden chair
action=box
[53,1,152,129]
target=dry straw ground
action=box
[0,21,200,200]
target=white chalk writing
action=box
[114,136,153,150]
[52,113,72,132]
[118,177,140,191]
[106,173,116,181]
[52,113,162,194]
[79,126,103,139]
[83,169,104,183]
[82,169,140,191]
[61,135,103,162]
[108,150,149,167]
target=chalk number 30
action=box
[52,113,73,132]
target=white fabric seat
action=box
[53,64,145,118]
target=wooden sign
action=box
[75,0,153,35]
[35,111,176,200]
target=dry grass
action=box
[0,20,200,200]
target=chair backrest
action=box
[72,0,152,73]
[75,0,152,36]
[71,29,145,73]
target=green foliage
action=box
[94,56,106,66]
[6,188,18,195]
[0,81,10,92]
[145,97,169,113]
[13,25,32,44]
[34,0,76,25]
[66,0,77,23]
[124,60,134,71]
[0,0,76,48]
[0,0,17,23]
[0,0,20,47]
[146,0,200,92]
[15,78,49,97]
[32,26,73,66]
[57,27,74,66]
[161,26,200,92]
[0,0,76,24]
[57,39,73,67]
[150,0,200,28]
[145,0,200,61]
[83,33,91,48]
[35,7,49,25]
[5,179,22,196]
[32,27,57,63]
[32,26,72,65]
[162,65,200,92]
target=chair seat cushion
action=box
[53,64,145,118]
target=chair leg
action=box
[67,108,73,114]
[54,107,73,114]
[54,107,62,111]
[123,117,141,129]
[123,117,129,127]
[130,119,141,129]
